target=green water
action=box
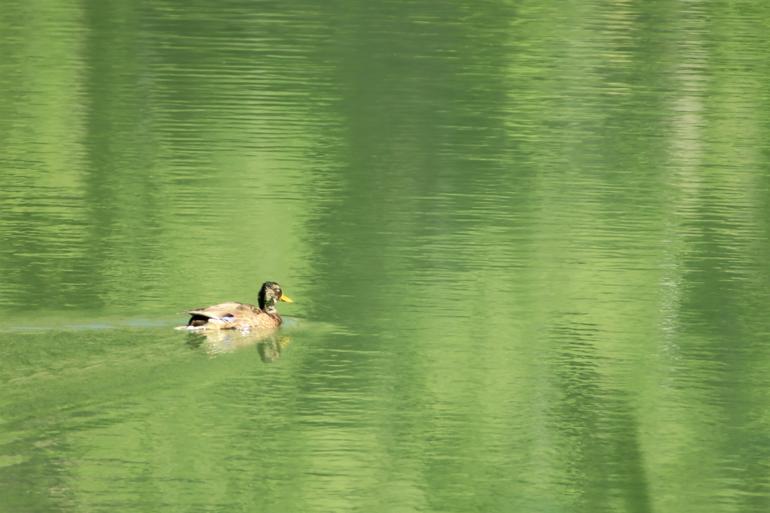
[2,1,770,512]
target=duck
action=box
[182,281,293,331]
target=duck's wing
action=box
[188,302,253,320]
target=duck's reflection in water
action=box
[185,329,291,362]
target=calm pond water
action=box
[2,1,770,512]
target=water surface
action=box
[2,1,770,512]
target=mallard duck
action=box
[182,281,293,331]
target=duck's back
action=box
[189,302,254,318]
[186,302,281,330]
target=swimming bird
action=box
[182,281,293,331]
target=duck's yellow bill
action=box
[279,294,294,303]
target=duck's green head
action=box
[258,281,293,312]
